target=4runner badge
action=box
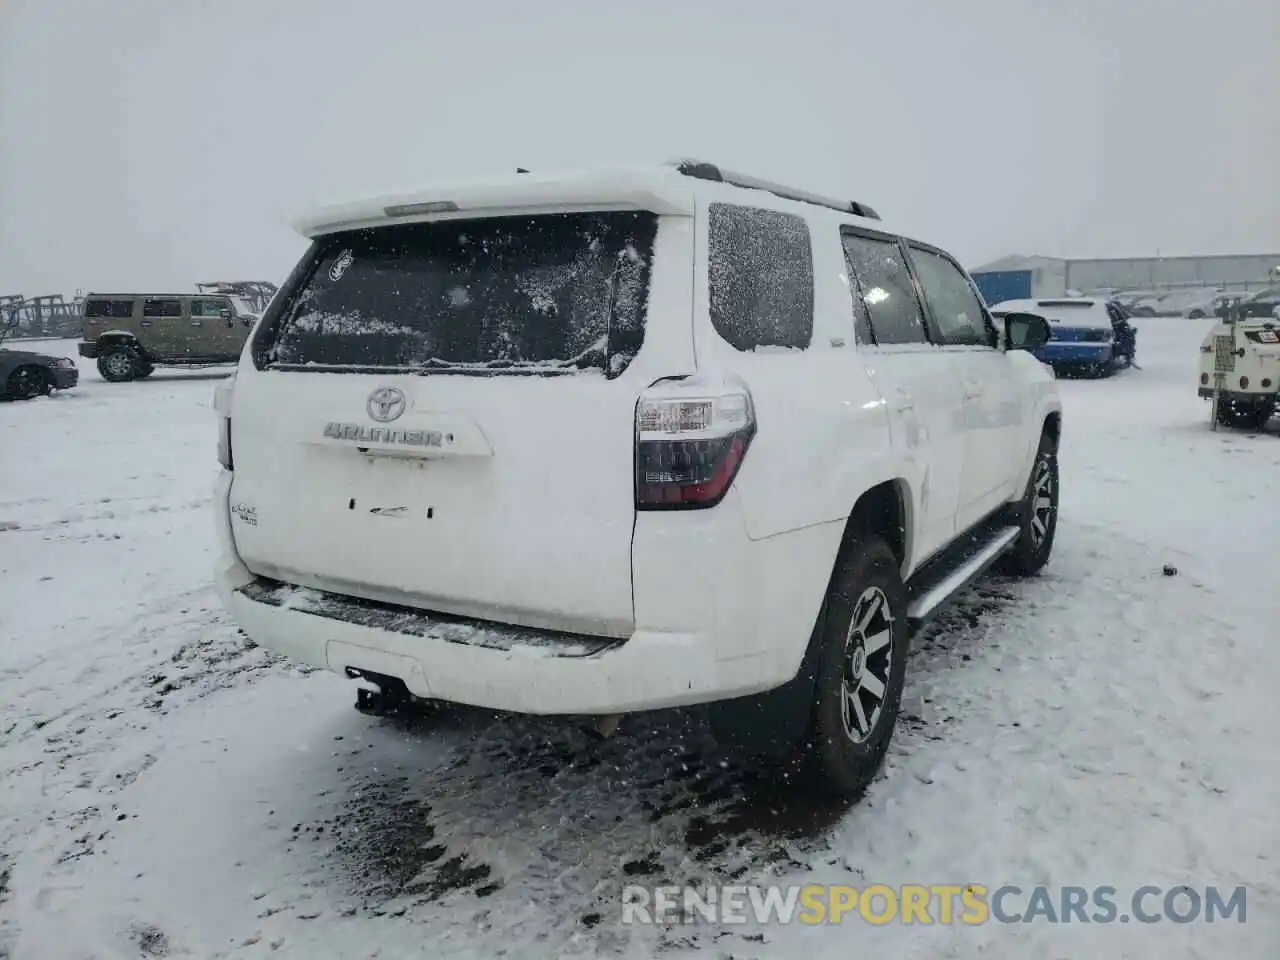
[231,502,258,526]
[328,249,355,282]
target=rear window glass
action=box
[265,212,658,377]
[191,298,228,318]
[143,298,182,318]
[708,203,813,352]
[84,299,133,319]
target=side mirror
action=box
[219,307,233,321]
[239,314,256,327]
[3,314,18,330]
[1003,312,1052,350]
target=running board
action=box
[905,525,1020,631]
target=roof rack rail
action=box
[668,158,880,220]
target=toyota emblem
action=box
[366,386,407,423]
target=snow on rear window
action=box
[266,212,657,376]
[708,203,813,352]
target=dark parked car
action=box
[1,317,79,400]
[1185,292,1237,319]
[1239,287,1280,319]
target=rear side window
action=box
[841,234,928,345]
[266,211,658,377]
[84,299,133,319]
[143,298,182,318]
[708,203,813,352]
[191,298,228,318]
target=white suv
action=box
[213,160,1062,798]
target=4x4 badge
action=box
[366,386,407,423]
[329,249,354,282]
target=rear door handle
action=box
[894,389,915,413]
[963,380,984,400]
[139,320,152,327]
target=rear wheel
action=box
[802,536,909,800]
[1216,398,1273,431]
[97,345,143,382]
[5,365,51,400]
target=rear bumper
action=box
[217,574,783,714]
[1032,342,1113,364]
[76,341,98,359]
[1198,386,1276,403]
[212,471,834,715]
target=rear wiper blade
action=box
[413,349,606,373]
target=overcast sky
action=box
[2,0,1277,295]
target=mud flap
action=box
[706,606,826,763]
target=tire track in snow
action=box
[224,520,1278,958]
[224,585,1020,957]
[0,587,224,745]
[0,612,304,897]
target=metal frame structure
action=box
[196,281,279,314]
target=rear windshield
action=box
[263,211,658,377]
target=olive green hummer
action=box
[77,293,258,381]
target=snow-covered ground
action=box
[1,324,1277,959]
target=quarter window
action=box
[708,203,814,352]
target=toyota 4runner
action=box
[213,160,1063,798]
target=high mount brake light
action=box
[634,386,755,509]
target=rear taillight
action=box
[635,378,755,510]
[213,374,235,471]
[217,417,233,471]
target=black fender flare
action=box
[93,332,150,360]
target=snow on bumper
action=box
[215,574,780,714]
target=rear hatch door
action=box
[227,209,692,638]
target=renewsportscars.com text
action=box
[621,883,1248,926]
